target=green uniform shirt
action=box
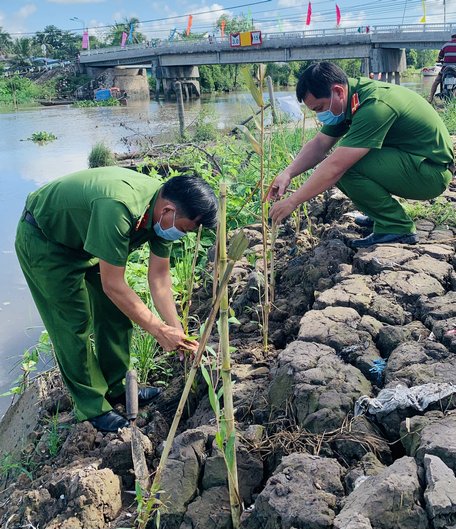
[25,166,171,266]
[321,77,453,166]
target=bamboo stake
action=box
[270,219,277,304]
[219,182,242,527]
[138,231,249,529]
[260,105,270,352]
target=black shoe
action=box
[354,214,374,228]
[108,386,162,407]
[88,410,129,432]
[138,386,162,405]
[350,232,419,249]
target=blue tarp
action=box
[94,89,111,101]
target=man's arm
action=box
[270,145,370,223]
[147,252,182,330]
[268,132,340,199]
[99,260,197,352]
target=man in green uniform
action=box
[15,167,218,432]
[269,62,453,247]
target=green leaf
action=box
[215,431,224,451]
[201,364,219,416]
[240,66,264,107]
[224,431,236,471]
[236,125,262,156]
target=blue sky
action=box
[0,0,454,41]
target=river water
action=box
[0,77,432,416]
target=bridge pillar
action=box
[154,64,200,99]
[370,48,406,85]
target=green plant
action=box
[130,326,173,385]
[440,97,456,134]
[402,197,456,227]
[1,331,53,397]
[44,406,66,457]
[0,452,34,485]
[72,98,120,108]
[88,142,116,168]
[28,131,57,143]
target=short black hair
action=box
[161,175,218,229]
[296,62,348,102]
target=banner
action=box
[221,19,226,37]
[127,23,134,43]
[82,30,89,49]
[229,31,262,47]
[336,4,341,26]
[121,31,127,48]
[186,14,193,36]
[420,0,426,23]
[306,2,312,26]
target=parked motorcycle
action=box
[439,65,456,100]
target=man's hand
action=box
[269,196,298,224]
[156,324,199,353]
[267,172,292,200]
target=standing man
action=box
[16,167,218,431]
[269,62,453,248]
[429,33,456,103]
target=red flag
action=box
[306,2,312,25]
[336,4,341,26]
[186,15,193,36]
[221,19,226,37]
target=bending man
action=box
[269,62,453,248]
[16,167,218,431]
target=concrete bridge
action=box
[79,23,456,99]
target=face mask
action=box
[153,211,185,241]
[316,91,345,125]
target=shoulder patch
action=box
[351,93,360,115]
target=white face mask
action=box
[316,91,345,125]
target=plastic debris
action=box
[369,359,386,384]
[354,382,456,417]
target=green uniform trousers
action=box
[15,218,132,421]
[336,146,452,234]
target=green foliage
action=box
[406,48,439,68]
[0,26,12,54]
[72,98,120,107]
[33,25,79,60]
[130,326,173,385]
[88,142,116,168]
[106,17,146,46]
[402,197,456,228]
[439,97,456,134]
[191,108,219,142]
[0,75,56,105]
[29,131,57,143]
[1,331,53,397]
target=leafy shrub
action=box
[88,143,116,168]
[28,131,57,143]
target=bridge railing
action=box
[80,23,456,57]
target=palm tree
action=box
[0,27,12,56]
[10,37,34,66]
[106,17,146,46]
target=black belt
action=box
[23,210,40,228]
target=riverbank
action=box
[0,176,455,527]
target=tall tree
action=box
[33,25,79,59]
[106,18,146,46]
[10,37,35,66]
[0,27,12,56]
[215,13,254,35]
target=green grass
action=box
[403,197,456,227]
[28,131,57,143]
[88,142,116,168]
[440,98,456,135]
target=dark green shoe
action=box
[350,233,419,249]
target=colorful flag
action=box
[306,2,312,25]
[186,15,193,36]
[221,19,226,37]
[82,30,89,49]
[420,0,426,23]
[169,28,177,41]
[127,23,134,43]
[336,4,341,26]
[247,8,253,29]
[278,17,284,32]
[121,31,127,48]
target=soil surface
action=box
[1,182,455,529]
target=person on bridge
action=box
[429,33,456,102]
[269,62,453,248]
[15,168,218,432]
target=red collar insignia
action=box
[351,93,360,115]
[135,207,150,231]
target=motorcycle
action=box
[439,64,456,100]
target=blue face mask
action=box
[153,211,186,241]
[316,91,345,125]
